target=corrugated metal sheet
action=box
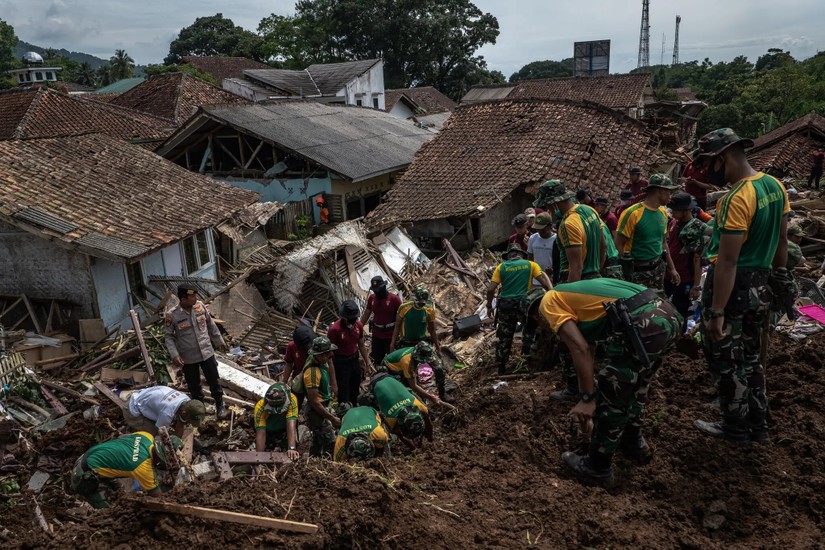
[13,207,78,234]
[461,86,514,103]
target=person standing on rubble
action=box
[327,300,372,406]
[299,337,341,457]
[509,213,531,251]
[615,174,681,293]
[486,244,552,374]
[391,285,440,353]
[530,279,681,486]
[533,179,605,284]
[125,385,206,437]
[692,128,790,444]
[361,276,402,366]
[682,152,714,210]
[594,197,619,239]
[332,406,388,463]
[665,192,708,323]
[527,212,556,283]
[253,383,300,460]
[164,284,229,419]
[808,146,824,191]
[615,189,634,220]
[70,432,183,508]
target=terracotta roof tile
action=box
[385,86,456,115]
[181,56,271,86]
[748,113,825,179]
[369,99,664,225]
[0,87,174,143]
[0,133,259,260]
[110,73,249,126]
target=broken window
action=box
[126,261,146,302]
[183,231,213,275]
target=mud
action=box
[3,332,825,548]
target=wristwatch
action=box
[580,392,595,403]
[288,445,297,451]
[709,309,725,318]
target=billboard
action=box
[574,40,611,77]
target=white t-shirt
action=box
[527,232,556,284]
[128,386,189,428]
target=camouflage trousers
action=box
[590,297,682,458]
[628,259,665,294]
[601,262,624,280]
[701,268,772,437]
[495,307,535,364]
[307,402,336,457]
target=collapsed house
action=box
[384,86,457,130]
[748,113,825,180]
[367,98,667,249]
[156,101,434,228]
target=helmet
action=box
[413,286,430,303]
[154,435,183,468]
[292,325,316,348]
[263,384,291,415]
[412,341,436,363]
[346,433,376,461]
[396,405,425,439]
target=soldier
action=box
[787,225,807,273]
[665,192,708,322]
[253,383,300,460]
[615,174,680,293]
[533,180,605,283]
[299,337,342,457]
[486,244,552,374]
[391,285,440,353]
[332,406,388,463]
[692,128,790,444]
[164,284,228,419]
[600,220,623,280]
[361,372,433,445]
[382,341,453,408]
[530,279,681,486]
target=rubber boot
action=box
[619,426,652,464]
[748,410,770,444]
[694,419,750,444]
[215,400,229,420]
[562,451,614,487]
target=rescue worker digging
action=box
[531,279,682,486]
[382,341,454,409]
[361,373,433,446]
[392,285,441,354]
[487,244,552,374]
[333,406,388,463]
[253,383,300,460]
[125,385,206,437]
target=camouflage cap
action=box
[309,336,337,355]
[346,433,376,461]
[696,128,754,158]
[644,173,679,191]
[678,218,710,253]
[180,399,206,426]
[532,212,553,230]
[412,341,436,363]
[788,224,804,236]
[506,243,528,257]
[532,179,575,207]
[264,383,291,415]
[413,285,430,302]
[396,405,425,439]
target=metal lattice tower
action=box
[660,33,666,66]
[637,0,650,68]
[672,15,681,65]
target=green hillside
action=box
[14,40,107,69]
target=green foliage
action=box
[287,215,312,241]
[258,0,500,100]
[165,13,265,65]
[0,18,17,89]
[509,58,574,82]
[109,49,135,81]
[75,62,97,86]
[143,63,217,85]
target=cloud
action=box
[17,0,101,46]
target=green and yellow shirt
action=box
[617,203,668,261]
[302,356,331,402]
[538,279,645,341]
[706,173,790,270]
[333,406,388,463]
[383,347,416,382]
[253,393,299,433]
[373,376,428,430]
[491,259,542,298]
[558,204,604,275]
[85,432,159,491]
[396,302,436,340]
[601,221,619,261]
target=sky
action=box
[2,0,822,76]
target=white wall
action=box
[389,101,415,119]
[341,61,385,109]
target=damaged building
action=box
[748,112,825,180]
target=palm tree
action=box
[43,47,57,61]
[109,49,134,81]
[96,64,113,87]
[75,62,97,87]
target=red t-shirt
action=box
[508,232,529,251]
[625,178,648,199]
[600,211,618,232]
[667,219,693,283]
[367,292,402,338]
[327,319,363,357]
[284,341,308,373]
[813,151,825,168]
[683,162,708,200]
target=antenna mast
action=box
[672,15,681,65]
[637,0,650,68]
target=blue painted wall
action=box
[220,176,331,223]
[90,258,131,330]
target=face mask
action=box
[706,159,727,185]
[375,286,388,299]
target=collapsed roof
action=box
[241,59,381,97]
[749,113,825,179]
[385,86,457,115]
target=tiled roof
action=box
[306,59,381,95]
[462,73,653,109]
[109,73,248,126]
[242,59,381,97]
[671,87,698,102]
[0,87,174,143]
[181,56,271,85]
[748,113,825,179]
[385,86,456,115]
[368,99,664,224]
[0,133,259,261]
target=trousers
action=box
[333,353,362,406]
[183,355,223,406]
[306,403,335,457]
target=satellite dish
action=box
[22,51,44,65]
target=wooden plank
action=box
[182,427,194,463]
[220,451,293,465]
[20,294,43,334]
[41,380,101,406]
[39,386,69,416]
[139,501,319,534]
[129,310,155,381]
[0,296,23,319]
[92,381,127,411]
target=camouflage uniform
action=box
[628,259,666,291]
[307,407,336,457]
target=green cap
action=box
[412,341,436,363]
[309,336,337,355]
[181,399,206,426]
[644,173,679,191]
[264,384,291,415]
[505,243,528,257]
[533,212,553,230]
[696,128,754,158]
[532,179,575,208]
[788,225,804,236]
[396,405,425,439]
[678,218,710,253]
[413,285,430,302]
[346,433,375,461]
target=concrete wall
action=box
[330,173,392,211]
[0,225,97,317]
[389,101,415,119]
[478,187,534,248]
[341,62,385,109]
[90,258,130,329]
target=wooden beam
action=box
[129,310,155,381]
[182,427,194,463]
[202,267,254,305]
[139,501,319,534]
[199,137,213,174]
[45,301,55,334]
[41,380,101,406]
[39,385,69,415]
[215,138,243,169]
[0,296,23,319]
[237,134,246,167]
[20,295,43,334]
[244,140,264,170]
[93,381,127,411]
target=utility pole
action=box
[637,0,650,69]
[672,15,681,65]
[660,33,666,66]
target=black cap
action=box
[669,192,694,211]
[629,166,642,174]
[619,189,634,200]
[512,213,528,227]
[340,299,360,320]
[177,283,197,298]
[369,276,386,290]
[292,325,316,347]
[594,197,609,206]
[575,189,590,202]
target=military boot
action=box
[215,401,229,420]
[693,419,750,444]
[748,410,770,444]
[619,426,652,464]
[562,451,615,487]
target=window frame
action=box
[125,260,146,304]
[181,229,215,275]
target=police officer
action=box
[486,244,552,374]
[164,284,228,419]
[692,128,791,444]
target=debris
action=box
[139,500,319,533]
[26,471,49,493]
[129,310,155,381]
[39,381,101,406]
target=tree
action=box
[75,62,97,87]
[96,64,113,87]
[258,0,500,100]
[43,47,57,61]
[142,63,218,85]
[165,13,265,64]
[509,59,574,82]
[755,48,795,71]
[109,49,135,80]
[0,18,17,74]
